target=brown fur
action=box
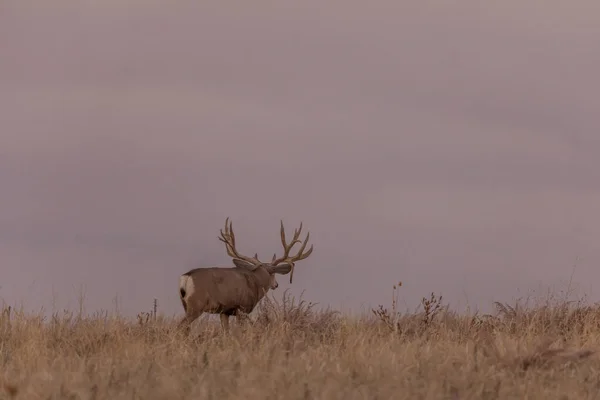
[178,263,285,334]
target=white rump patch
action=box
[179,275,195,300]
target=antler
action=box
[218,218,263,266]
[271,220,314,284]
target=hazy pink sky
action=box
[2,1,600,316]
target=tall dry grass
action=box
[2,288,600,399]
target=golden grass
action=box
[2,289,600,399]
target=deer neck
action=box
[252,269,272,299]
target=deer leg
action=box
[235,310,250,327]
[177,310,202,336]
[219,313,230,332]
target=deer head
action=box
[218,218,314,288]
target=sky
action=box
[1,1,600,317]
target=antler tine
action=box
[228,218,236,247]
[289,222,303,246]
[288,231,313,284]
[217,217,262,265]
[293,232,313,261]
[272,220,294,265]
[218,218,232,256]
[271,220,314,284]
[218,217,230,242]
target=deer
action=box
[177,217,313,334]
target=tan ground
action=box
[1,289,600,399]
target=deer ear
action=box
[232,258,259,271]
[268,263,292,275]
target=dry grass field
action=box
[2,287,600,400]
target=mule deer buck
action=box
[178,217,313,334]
